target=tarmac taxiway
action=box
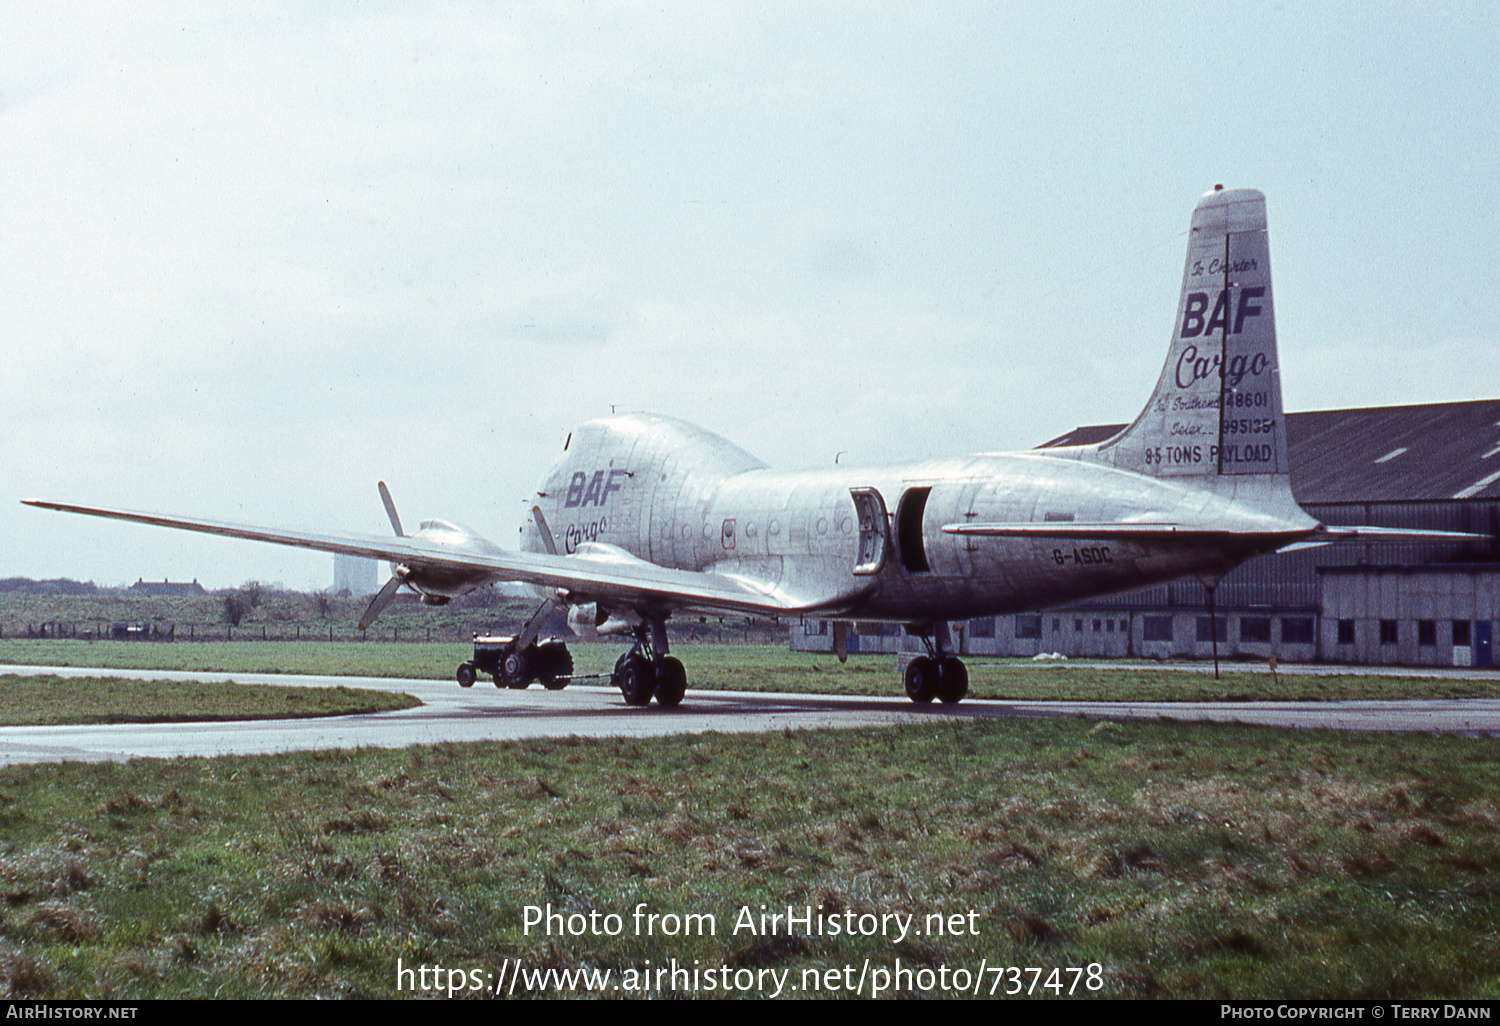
[0,662,1496,765]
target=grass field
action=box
[2,638,1495,704]
[0,675,419,726]
[0,718,1496,999]
[2,640,1497,999]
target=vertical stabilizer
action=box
[1098,187,1288,486]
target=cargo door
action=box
[848,488,890,575]
[894,487,931,573]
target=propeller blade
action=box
[532,506,558,556]
[358,575,404,631]
[378,481,404,537]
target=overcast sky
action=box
[4,2,1497,591]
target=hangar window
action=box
[1454,621,1472,646]
[1240,618,1272,643]
[1418,620,1436,646]
[969,618,995,638]
[1380,620,1399,645]
[1196,617,1226,643]
[1074,618,1083,632]
[1337,620,1355,645]
[1014,615,1040,639]
[1143,616,1173,642]
[1281,618,1314,644]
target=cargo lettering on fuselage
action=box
[563,518,607,553]
[564,469,630,509]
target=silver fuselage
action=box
[524,413,1309,623]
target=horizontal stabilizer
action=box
[945,519,1489,555]
[940,521,1301,542]
[1275,524,1492,552]
[1309,525,1487,542]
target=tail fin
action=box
[1097,187,1289,485]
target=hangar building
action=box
[794,399,1500,668]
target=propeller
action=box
[358,574,404,632]
[360,481,408,631]
[379,480,404,537]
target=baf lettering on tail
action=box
[1098,186,1289,484]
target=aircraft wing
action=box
[21,499,823,619]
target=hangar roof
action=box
[1036,399,1500,503]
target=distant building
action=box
[128,578,207,596]
[333,554,379,597]
[794,400,1500,668]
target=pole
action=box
[1206,582,1220,680]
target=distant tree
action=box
[313,590,334,619]
[240,581,265,609]
[223,595,245,627]
[0,577,98,595]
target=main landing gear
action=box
[611,618,686,709]
[903,623,968,705]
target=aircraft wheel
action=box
[937,657,968,704]
[501,648,534,690]
[616,653,655,707]
[538,642,573,690]
[456,662,476,688]
[904,656,938,704]
[654,656,687,708]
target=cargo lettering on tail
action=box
[1099,187,1287,479]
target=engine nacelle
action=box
[566,602,638,639]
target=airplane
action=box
[26,186,1478,708]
